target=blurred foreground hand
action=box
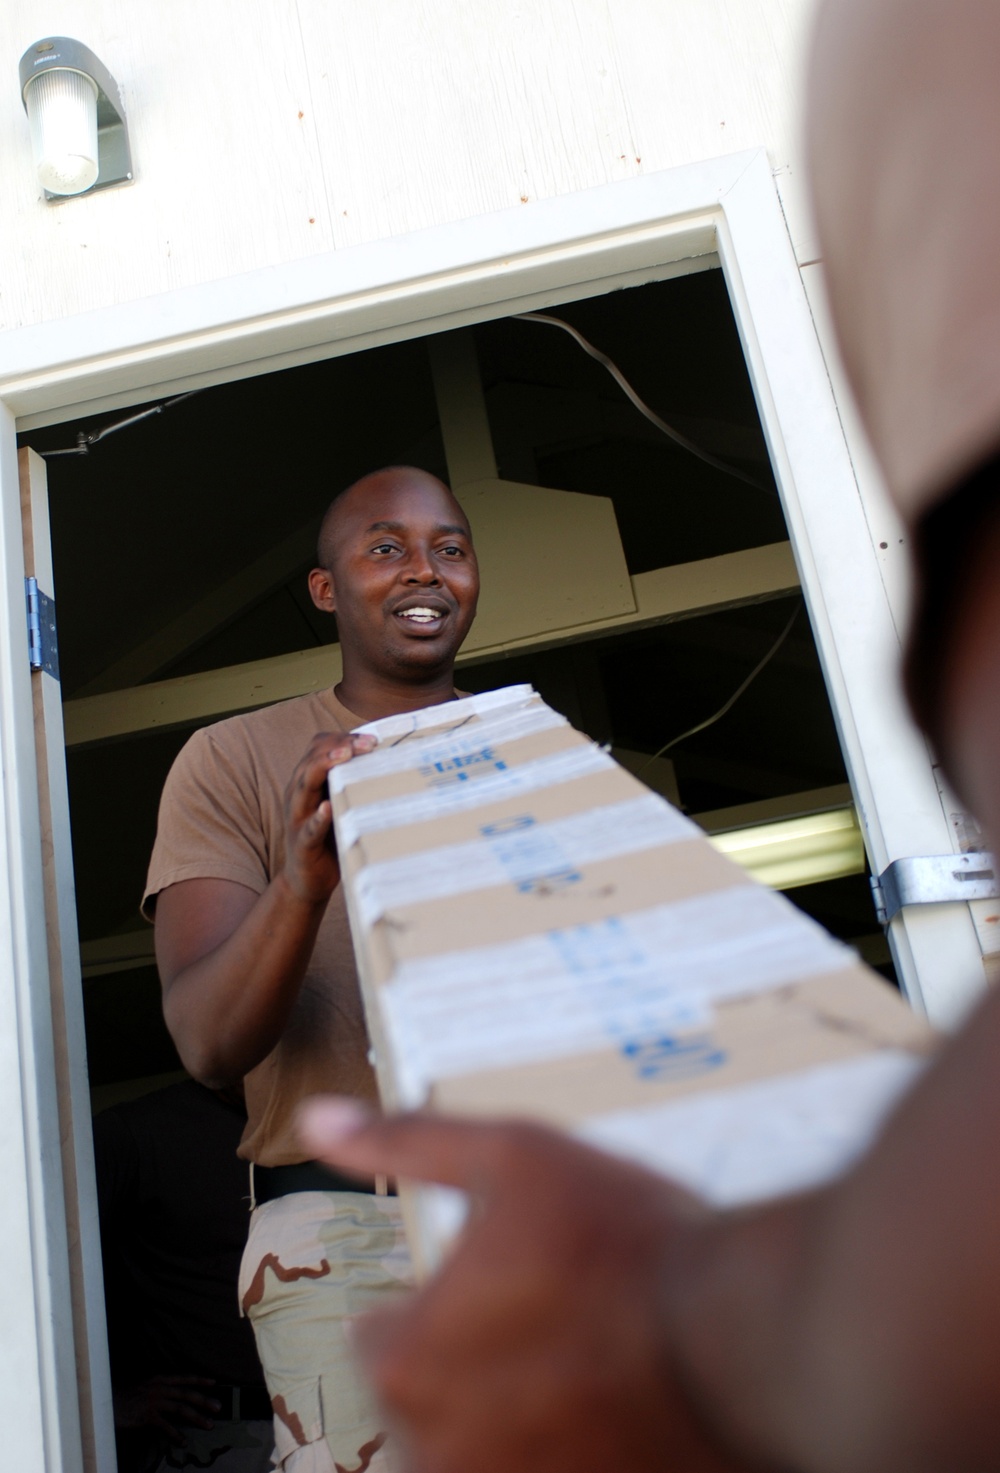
[299,1100,758,1473]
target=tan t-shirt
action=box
[143,687,375,1166]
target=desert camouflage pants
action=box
[238,1190,411,1473]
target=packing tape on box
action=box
[354,684,537,742]
[379,884,854,1091]
[354,793,698,927]
[331,701,565,792]
[579,1049,922,1207]
[338,742,615,848]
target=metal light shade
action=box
[24,68,99,195]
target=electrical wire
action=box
[514,311,770,494]
[637,600,802,774]
[39,389,203,458]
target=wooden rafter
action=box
[63,540,799,747]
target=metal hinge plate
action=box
[871,852,999,925]
[25,576,59,679]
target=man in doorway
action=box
[297,5,1000,1471]
[144,466,479,1472]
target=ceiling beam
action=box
[430,328,637,644]
[428,331,498,485]
[62,540,799,748]
[71,517,322,697]
[79,930,156,979]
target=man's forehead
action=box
[335,475,468,532]
[363,517,470,537]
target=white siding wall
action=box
[0,0,817,330]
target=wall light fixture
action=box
[19,36,132,199]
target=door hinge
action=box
[871,852,999,925]
[25,576,60,679]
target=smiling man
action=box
[143,466,479,1473]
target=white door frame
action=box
[0,147,983,1469]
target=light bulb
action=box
[25,68,99,196]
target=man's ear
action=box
[308,566,337,614]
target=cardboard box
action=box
[330,686,934,1265]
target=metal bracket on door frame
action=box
[25,575,60,679]
[871,852,1000,926]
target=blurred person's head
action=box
[808,0,1000,834]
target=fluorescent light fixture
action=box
[707,806,865,891]
[19,37,132,199]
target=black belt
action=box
[253,1159,396,1202]
[212,1383,273,1421]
